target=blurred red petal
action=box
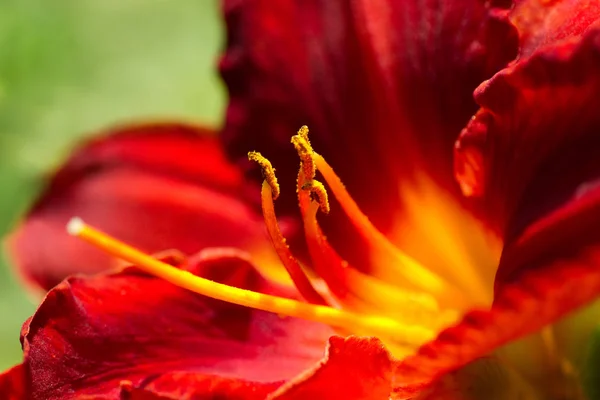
[220,0,517,230]
[0,364,26,400]
[272,336,394,400]
[50,123,246,194]
[7,123,271,290]
[20,251,333,399]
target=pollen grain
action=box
[248,151,280,199]
[302,180,330,214]
[291,131,316,180]
[291,128,330,214]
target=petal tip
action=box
[66,217,85,236]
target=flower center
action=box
[67,126,471,357]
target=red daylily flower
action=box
[3,0,600,399]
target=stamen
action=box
[295,167,359,300]
[66,218,435,348]
[248,151,328,305]
[299,194,360,303]
[291,127,330,214]
[291,128,316,180]
[259,180,329,306]
[248,151,280,199]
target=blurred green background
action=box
[0,0,224,369]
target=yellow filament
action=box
[66,218,434,348]
[248,151,280,199]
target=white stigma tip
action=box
[66,217,85,236]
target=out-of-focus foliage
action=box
[584,326,600,399]
[0,0,224,369]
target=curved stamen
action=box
[67,218,435,349]
[259,180,329,306]
[299,181,362,304]
[248,151,328,305]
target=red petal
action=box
[7,123,271,290]
[0,364,26,400]
[120,373,280,400]
[51,123,246,193]
[455,23,600,282]
[446,22,600,391]
[220,0,517,231]
[20,251,333,399]
[510,0,600,57]
[120,338,400,400]
[455,8,600,231]
[396,244,600,387]
[271,336,394,400]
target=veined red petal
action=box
[120,338,400,400]
[455,23,600,282]
[19,250,333,399]
[271,336,394,400]
[454,22,600,380]
[396,244,600,388]
[120,373,280,400]
[510,0,600,57]
[7,123,274,290]
[397,249,600,387]
[220,0,517,235]
[0,364,25,400]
